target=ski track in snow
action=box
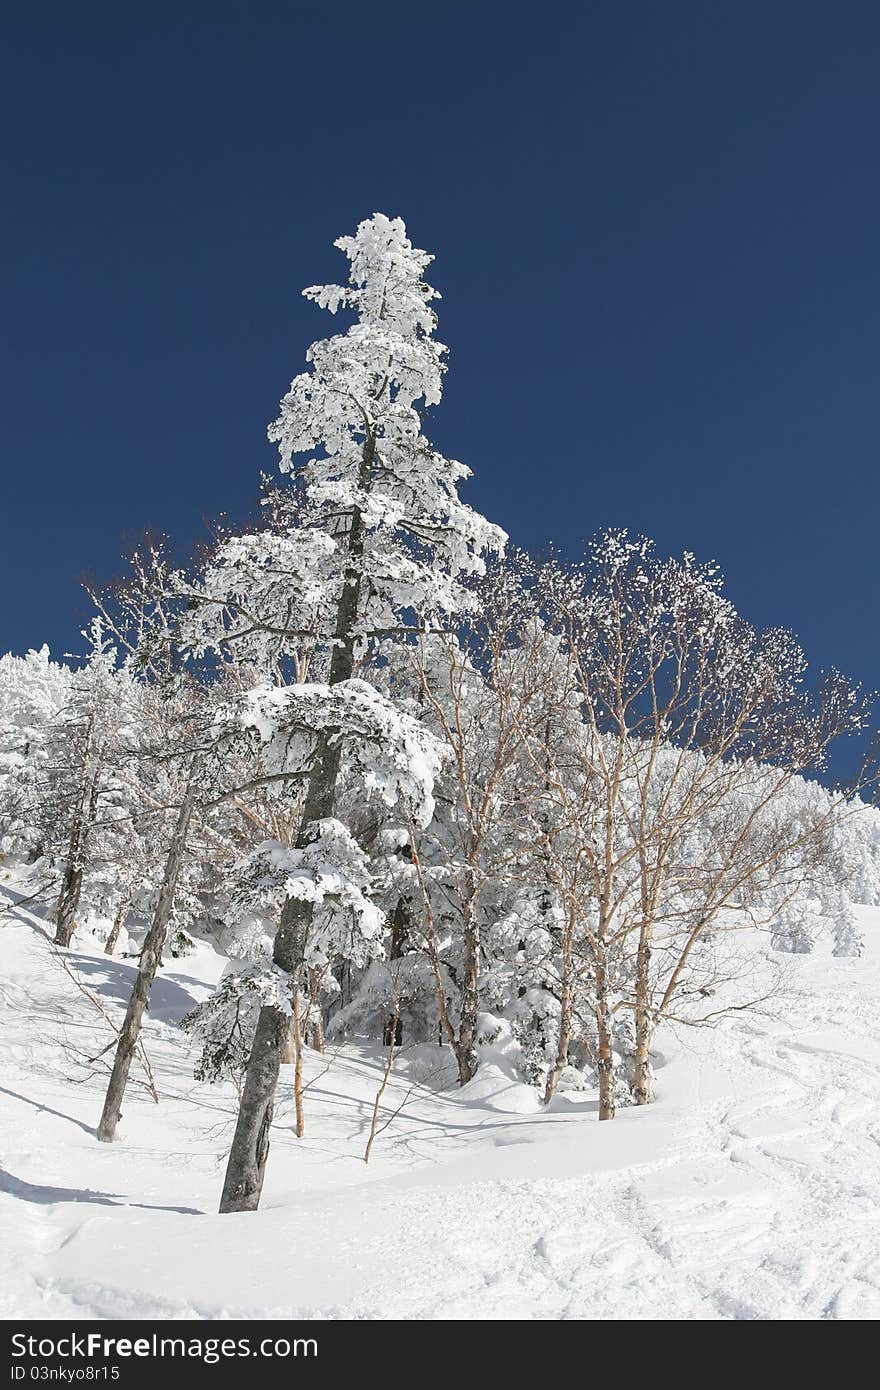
[2,883,880,1320]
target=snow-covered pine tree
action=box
[214,214,504,1213]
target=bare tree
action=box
[97,778,197,1141]
[408,560,573,1085]
[539,533,870,1114]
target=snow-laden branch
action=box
[213,676,446,827]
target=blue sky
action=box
[2,2,878,736]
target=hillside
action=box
[2,875,879,1321]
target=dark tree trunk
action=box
[383,1015,403,1047]
[104,896,131,956]
[54,857,84,949]
[384,895,411,1048]
[389,895,411,959]
[219,439,373,1214]
[218,1006,288,1208]
[292,988,305,1138]
[543,942,572,1105]
[308,968,325,1053]
[55,726,99,948]
[219,736,337,1209]
[96,786,195,1142]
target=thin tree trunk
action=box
[456,893,479,1086]
[595,953,615,1122]
[104,897,130,956]
[292,989,305,1138]
[381,897,410,1048]
[596,760,620,1122]
[364,1006,399,1163]
[55,727,99,947]
[97,786,195,1142]
[538,714,561,1099]
[633,930,653,1104]
[410,839,461,1060]
[308,969,325,1053]
[543,943,572,1105]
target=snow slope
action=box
[2,878,880,1321]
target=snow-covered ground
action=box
[2,878,880,1321]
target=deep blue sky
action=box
[2,3,878,722]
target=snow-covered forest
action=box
[4,215,880,1319]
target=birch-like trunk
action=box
[280,1018,296,1065]
[97,785,195,1141]
[595,953,615,1122]
[633,931,653,1104]
[543,954,572,1105]
[456,887,479,1086]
